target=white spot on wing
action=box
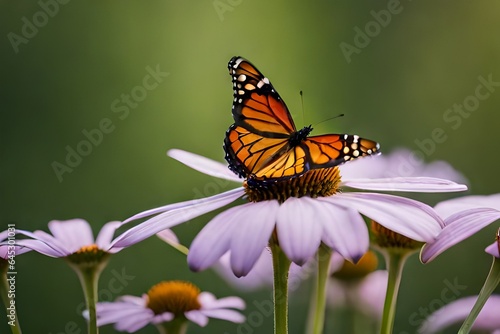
[233,58,244,67]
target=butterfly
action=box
[224,56,380,183]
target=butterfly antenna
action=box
[299,90,306,126]
[314,113,345,127]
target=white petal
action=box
[15,230,69,256]
[213,250,274,291]
[421,208,500,263]
[324,193,443,242]
[341,177,467,193]
[317,202,369,262]
[94,300,152,332]
[187,206,240,272]
[156,229,181,247]
[111,188,244,248]
[230,201,278,276]
[355,270,388,319]
[199,309,246,323]
[185,310,209,327]
[48,219,94,251]
[13,239,66,257]
[151,312,175,324]
[114,311,153,332]
[277,197,323,265]
[199,292,246,310]
[95,221,121,250]
[485,241,500,258]
[419,295,500,333]
[122,186,244,224]
[168,149,242,182]
[435,193,500,219]
[339,148,467,183]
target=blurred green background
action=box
[1,1,500,333]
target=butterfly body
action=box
[224,56,380,183]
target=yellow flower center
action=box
[65,244,109,266]
[146,281,201,316]
[333,251,379,281]
[244,167,341,203]
[370,221,422,251]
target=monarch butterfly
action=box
[224,56,380,183]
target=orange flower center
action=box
[146,281,201,316]
[333,251,379,281]
[244,167,341,203]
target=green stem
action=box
[308,246,332,334]
[156,318,188,334]
[68,258,109,334]
[380,251,408,334]
[0,261,22,334]
[270,237,291,334]
[458,256,500,334]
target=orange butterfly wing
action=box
[228,57,295,135]
[224,56,380,181]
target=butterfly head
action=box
[289,125,313,147]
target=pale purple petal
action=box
[168,149,242,182]
[419,295,500,333]
[114,312,154,332]
[213,250,274,291]
[317,202,369,262]
[199,309,246,323]
[187,205,240,272]
[435,194,500,219]
[14,239,66,257]
[16,229,69,255]
[48,219,94,251]
[324,193,443,242]
[230,201,278,276]
[341,177,467,193]
[94,299,153,332]
[122,187,243,224]
[185,310,209,327]
[156,229,181,247]
[95,221,121,250]
[277,197,323,265]
[485,241,500,258]
[0,230,31,258]
[421,208,500,263]
[117,295,146,305]
[355,270,387,320]
[199,292,245,310]
[112,188,244,248]
[340,148,467,183]
[151,312,175,324]
[0,231,9,241]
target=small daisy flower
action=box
[421,194,500,262]
[92,280,245,333]
[112,149,466,277]
[419,295,500,333]
[13,219,122,259]
[11,219,124,333]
